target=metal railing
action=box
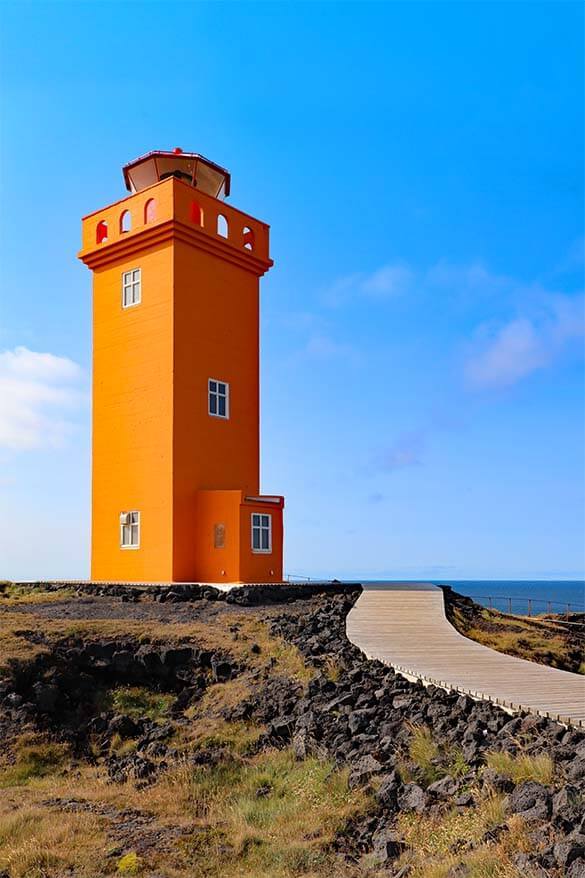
[472,594,584,622]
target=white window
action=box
[120,511,140,548]
[251,513,272,553]
[208,378,229,418]
[122,268,141,308]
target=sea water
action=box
[363,580,585,614]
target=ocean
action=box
[362,580,585,615]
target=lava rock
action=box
[348,755,383,790]
[508,781,551,822]
[397,783,426,813]
[371,826,404,863]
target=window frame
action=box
[120,511,140,549]
[251,512,272,554]
[208,378,230,419]
[122,268,142,309]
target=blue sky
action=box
[0,1,583,581]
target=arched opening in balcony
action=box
[144,199,156,224]
[217,214,229,238]
[191,201,204,226]
[96,220,108,244]
[120,210,131,233]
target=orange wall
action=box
[172,239,261,579]
[191,490,243,583]
[190,492,284,583]
[82,175,280,583]
[91,242,174,581]
[239,500,284,582]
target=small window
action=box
[208,378,229,419]
[122,268,141,308]
[120,210,131,233]
[217,214,228,238]
[251,513,272,554]
[96,220,108,243]
[144,199,156,224]
[120,511,140,548]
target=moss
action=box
[117,852,141,874]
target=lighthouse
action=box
[79,149,284,583]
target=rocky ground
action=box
[442,586,585,674]
[0,582,584,878]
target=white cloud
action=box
[465,294,584,389]
[0,346,86,450]
[323,263,413,306]
[361,264,414,298]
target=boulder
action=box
[371,826,404,863]
[568,859,585,878]
[427,775,459,798]
[269,715,294,742]
[397,783,426,813]
[552,785,583,830]
[348,755,383,790]
[108,714,140,739]
[554,837,585,871]
[508,781,551,822]
[375,770,401,809]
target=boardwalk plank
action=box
[346,583,585,726]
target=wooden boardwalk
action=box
[346,583,585,727]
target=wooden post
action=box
[508,597,512,614]
[528,599,532,617]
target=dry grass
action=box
[446,596,584,674]
[0,605,371,877]
[140,748,371,877]
[0,806,108,878]
[396,794,535,878]
[0,603,312,686]
[0,584,75,605]
[405,724,440,784]
[0,745,371,878]
[484,750,554,785]
[0,611,50,671]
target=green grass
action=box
[484,751,554,785]
[407,725,441,784]
[400,725,470,787]
[109,686,174,722]
[0,740,69,788]
[151,747,371,877]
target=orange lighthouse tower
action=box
[79,149,284,584]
